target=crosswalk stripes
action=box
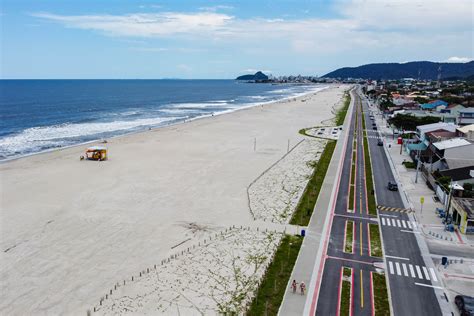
[380,218,415,229]
[377,205,414,213]
[387,260,439,283]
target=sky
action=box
[0,0,473,79]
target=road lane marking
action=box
[360,270,364,308]
[360,222,363,256]
[412,221,417,229]
[400,230,420,234]
[401,220,407,228]
[415,283,443,290]
[407,221,412,229]
[409,264,416,278]
[379,214,398,218]
[386,219,391,226]
[422,267,431,280]
[385,255,410,261]
[402,263,408,276]
[396,219,402,227]
[429,268,438,282]
[415,265,423,279]
[391,219,397,226]
[381,217,386,225]
[395,262,402,276]
[388,261,394,274]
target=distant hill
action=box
[322,61,474,80]
[236,71,269,81]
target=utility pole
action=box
[415,149,421,183]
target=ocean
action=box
[0,80,326,160]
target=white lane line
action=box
[412,221,417,229]
[400,230,420,234]
[409,264,416,278]
[387,219,392,226]
[385,255,410,261]
[415,283,443,290]
[416,265,424,279]
[395,262,402,276]
[407,221,412,229]
[388,261,395,274]
[401,220,407,228]
[429,268,438,282]
[396,219,402,227]
[379,214,398,218]
[381,217,386,226]
[423,267,431,280]
[391,219,397,226]
[402,263,409,277]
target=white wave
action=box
[170,101,231,109]
[0,116,183,157]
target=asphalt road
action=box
[314,88,442,316]
[360,90,442,316]
[316,90,378,316]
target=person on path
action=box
[291,280,297,294]
[300,281,306,295]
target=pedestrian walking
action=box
[291,280,297,294]
[300,281,306,295]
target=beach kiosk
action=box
[85,146,107,161]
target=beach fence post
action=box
[254,138,257,151]
[287,139,290,153]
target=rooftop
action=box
[433,138,472,150]
[439,165,474,181]
[417,122,457,133]
[452,197,474,219]
[457,124,474,134]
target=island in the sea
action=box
[235,71,269,82]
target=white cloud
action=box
[31,12,234,37]
[445,56,473,63]
[199,5,234,12]
[30,0,473,59]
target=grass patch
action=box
[372,272,390,316]
[402,161,416,169]
[247,235,303,315]
[335,93,351,126]
[290,141,336,226]
[340,267,352,316]
[344,220,354,253]
[361,113,377,216]
[369,223,383,257]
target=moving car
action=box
[377,140,383,146]
[387,181,398,191]
[455,295,474,316]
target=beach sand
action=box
[0,84,348,314]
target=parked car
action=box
[455,295,474,316]
[373,126,377,130]
[387,181,398,191]
[377,140,383,146]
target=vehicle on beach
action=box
[82,146,108,161]
[387,181,398,191]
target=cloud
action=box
[243,68,272,73]
[177,64,192,72]
[31,11,233,37]
[199,5,234,12]
[30,0,472,58]
[445,56,473,63]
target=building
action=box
[450,197,474,234]
[458,108,474,126]
[420,100,448,112]
[439,165,474,186]
[457,124,474,140]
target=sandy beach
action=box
[0,84,348,314]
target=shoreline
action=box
[0,85,329,164]
[1,84,348,314]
